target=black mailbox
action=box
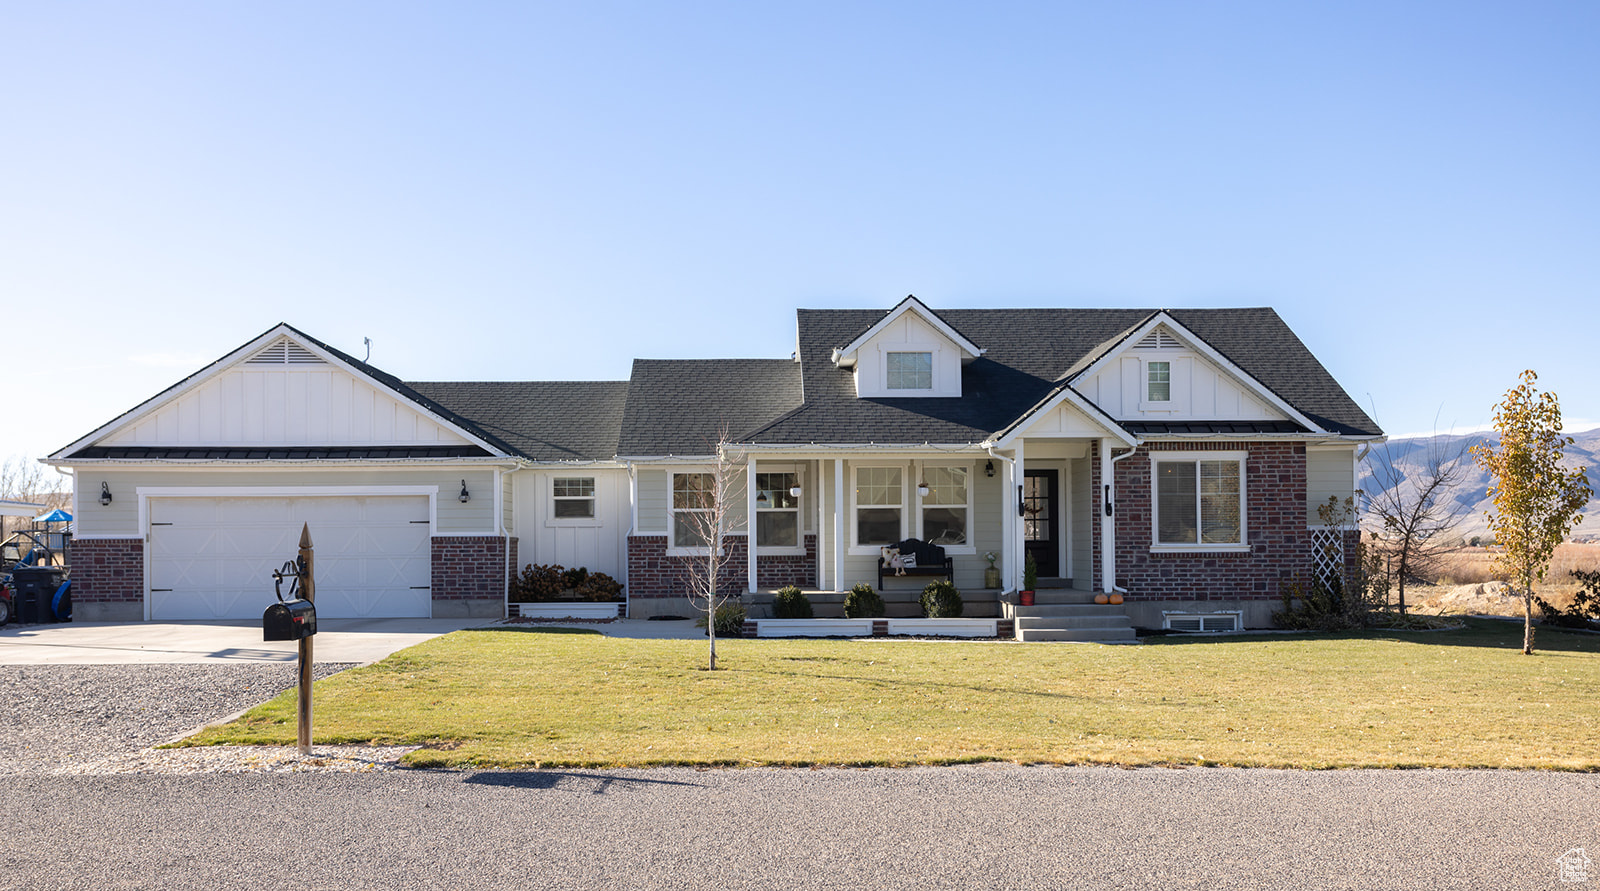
[263,598,317,641]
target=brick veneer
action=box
[1106,441,1313,601]
[431,536,507,617]
[755,534,818,589]
[628,533,819,602]
[65,538,144,610]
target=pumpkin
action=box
[1094,593,1109,605]
[1109,593,1124,605]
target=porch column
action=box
[998,452,1015,591]
[747,456,758,594]
[1012,438,1026,590]
[833,458,845,593]
[814,460,826,590]
[1100,438,1115,593]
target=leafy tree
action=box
[1470,371,1593,654]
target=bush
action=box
[772,585,813,619]
[695,601,747,637]
[1535,569,1600,630]
[510,563,565,602]
[560,566,590,591]
[843,582,885,618]
[920,580,963,618]
[575,572,624,602]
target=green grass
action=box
[180,621,1600,770]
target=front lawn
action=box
[181,620,1600,770]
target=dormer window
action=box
[1147,361,1171,402]
[887,352,933,390]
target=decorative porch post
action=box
[998,452,1015,591]
[833,458,845,594]
[747,454,758,594]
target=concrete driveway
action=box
[0,618,493,665]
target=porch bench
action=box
[878,538,955,589]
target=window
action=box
[1153,454,1245,548]
[671,472,715,548]
[920,465,968,546]
[886,352,932,390]
[755,471,799,548]
[552,477,596,519]
[1147,361,1171,402]
[854,466,903,546]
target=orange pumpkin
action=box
[1094,593,1109,604]
[1109,593,1124,605]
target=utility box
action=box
[263,598,318,641]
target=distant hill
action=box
[1358,428,1600,543]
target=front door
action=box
[1023,470,1059,579]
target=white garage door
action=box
[148,495,432,620]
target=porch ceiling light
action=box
[756,491,769,506]
[916,481,930,497]
[789,484,803,498]
[99,481,113,506]
[459,480,470,503]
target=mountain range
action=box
[1357,428,1600,543]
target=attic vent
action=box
[1136,328,1181,350]
[246,339,326,366]
[1162,611,1242,633]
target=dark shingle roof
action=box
[743,307,1380,444]
[616,359,803,456]
[406,381,627,462]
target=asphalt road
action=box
[4,765,1596,890]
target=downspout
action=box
[498,463,526,619]
[985,446,1017,591]
[1106,445,1138,595]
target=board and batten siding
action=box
[512,469,629,578]
[1306,445,1359,525]
[1079,353,1283,422]
[101,366,473,447]
[76,468,498,537]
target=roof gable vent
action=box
[1136,327,1181,350]
[246,339,327,366]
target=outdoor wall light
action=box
[99,482,113,506]
[1017,485,1025,518]
[459,480,470,503]
[984,460,995,478]
[1104,484,1113,516]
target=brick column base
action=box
[431,536,508,619]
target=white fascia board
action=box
[45,458,521,471]
[1070,311,1327,435]
[50,324,513,461]
[832,296,984,367]
[988,387,1139,450]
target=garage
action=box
[147,494,432,620]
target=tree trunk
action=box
[1396,552,1408,617]
[1522,571,1535,656]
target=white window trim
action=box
[1148,450,1250,553]
[754,464,806,556]
[667,468,728,556]
[547,474,602,528]
[916,461,976,555]
[848,462,907,555]
[885,347,936,392]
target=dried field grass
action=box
[1409,543,1600,616]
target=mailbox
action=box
[263,598,317,641]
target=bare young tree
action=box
[677,434,747,670]
[1361,433,1476,615]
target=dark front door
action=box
[1023,469,1059,579]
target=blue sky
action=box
[4,1,1596,467]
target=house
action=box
[47,297,1381,632]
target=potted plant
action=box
[1020,552,1037,607]
[983,551,1001,590]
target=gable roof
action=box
[616,359,803,456]
[831,294,984,366]
[742,307,1380,446]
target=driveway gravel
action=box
[0,663,355,775]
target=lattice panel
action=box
[1309,527,1346,586]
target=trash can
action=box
[12,567,68,623]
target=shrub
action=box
[560,566,590,591]
[511,563,565,602]
[772,585,813,619]
[695,601,747,637]
[843,582,885,618]
[920,580,963,618]
[1274,543,1386,630]
[575,572,624,602]
[1535,569,1600,630]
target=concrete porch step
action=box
[1014,615,1132,630]
[1016,626,1139,642]
[1008,603,1128,618]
